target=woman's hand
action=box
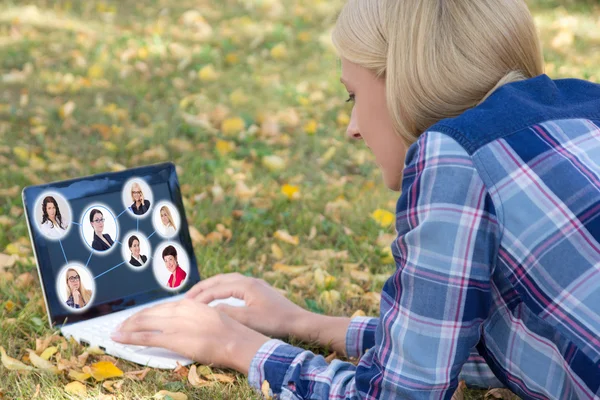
[185,273,310,339]
[72,289,81,305]
[111,298,269,374]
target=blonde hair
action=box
[331,0,544,145]
[131,182,145,204]
[65,268,92,305]
[160,205,176,229]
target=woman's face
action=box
[91,212,104,234]
[161,209,169,226]
[132,185,142,202]
[340,58,407,191]
[163,255,177,273]
[46,202,56,219]
[130,240,140,257]
[67,271,80,291]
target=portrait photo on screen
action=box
[34,191,72,241]
[81,204,118,254]
[56,263,96,312]
[122,177,153,218]
[152,201,180,239]
[121,231,151,270]
[152,242,189,291]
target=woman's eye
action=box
[345,94,355,103]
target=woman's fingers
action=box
[112,329,176,348]
[193,283,248,304]
[185,272,247,299]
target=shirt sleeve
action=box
[247,132,500,399]
[345,316,379,359]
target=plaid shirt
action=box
[248,75,600,399]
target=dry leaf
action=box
[102,380,124,393]
[67,369,92,382]
[485,388,517,399]
[206,373,236,383]
[261,380,272,400]
[350,269,371,284]
[124,367,150,381]
[40,346,58,360]
[64,381,87,396]
[324,351,337,363]
[154,390,188,400]
[188,365,212,387]
[0,253,17,270]
[452,380,467,400]
[88,361,123,381]
[27,350,59,373]
[274,230,299,246]
[273,263,309,276]
[306,249,348,262]
[307,226,317,240]
[271,243,284,260]
[351,310,366,318]
[0,346,34,371]
[290,272,312,288]
[87,345,105,355]
[77,351,89,367]
[173,362,189,378]
[262,155,286,171]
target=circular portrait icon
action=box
[122,178,153,218]
[121,231,151,270]
[56,263,96,312]
[152,242,189,291]
[34,191,72,241]
[81,204,118,254]
[152,201,181,239]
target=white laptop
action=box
[22,162,244,369]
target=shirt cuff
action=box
[345,316,379,359]
[248,338,304,396]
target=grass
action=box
[0,0,598,398]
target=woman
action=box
[128,235,147,267]
[113,1,600,399]
[90,209,114,251]
[65,268,92,309]
[162,245,186,288]
[159,205,177,236]
[130,182,150,215]
[40,196,68,239]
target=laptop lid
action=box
[22,162,200,327]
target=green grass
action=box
[0,0,599,398]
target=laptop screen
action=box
[22,162,200,327]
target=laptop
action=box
[22,162,245,369]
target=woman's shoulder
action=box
[144,199,150,206]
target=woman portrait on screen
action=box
[128,235,147,267]
[40,196,68,239]
[159,205,177,236]
[65,268,92,309]
[163,245,186,289]
[130,182,151,215]
[90,209,114,251]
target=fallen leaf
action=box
[64,381,87,396]
[102,380,124,393]
[351,310,366,318]
[59,100,75,120]
[452,380,467,400]
[0,253,17,270]
[273,263,309,276]
[124,367,150,381]
[88,361,123,381]
[15,272,34,289]
[262,380,272,400]
[262,155,286,171]
[274,230,299,245]
[206,373,236,383]
[324,351,337,363]
[188,365,212,387]
[319,290,341,308]
[271,243,284,260]
[349,269,371,284]
[485,388,517,399]
[0,346,34,371]
[27,350,59,373]
[173,362,189,378]
[40,346,58,360]
[87,345,105,355]
[221,117,245,135]
[154,390,187,400]
[67,369,92,382]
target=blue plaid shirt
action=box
[248,75,600,399]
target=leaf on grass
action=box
[0,253,17,270]
[485,388,517,399]
[124,367,150,381]
[271,243,284,260]
[27,350,59,373]
[39,346,58,361]
[272,263,309,276]
[306,249,348,262]
[188,365,212,387]
[324,351,337,363]
[262,155,286,171]
[274,230,299,246]
[4,300,15,312]
[102,380,124,393]
[290,272,312,288]
[87,361,123,381]
[261,380,272,400]
[64,381,87,396]
[0,346,34,371]
[67,369,92,382]
[173,362,189,378]
[205,373,236,383]
[351,310,366,318]
[77,351,90,367]
[87,345,105,355]
[35,334,60,354]
[451,380,467,400]
[154,390,188,400]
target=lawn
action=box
[0,0,598,398]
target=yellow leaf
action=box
[290,272,312,288]
[188,365,212,387]
[270,43,288,60]
[314,268,326,288]
[137,47,149,60]
[68,369,92,382]
[281,184,300,200]
[274,230,299,245]
[324,275,337,289]
[0,346,34,371]
[59,101,75,120]
[27,350,59,373]
[154,390,188,400]
[262,155,286,171]
[319,290,341,308]
[262,380,272,400]
[102,380,124,393]
[87,64,104,79]
[273,263,309,276]
[271,243,284,260]
[221,117,245,135]
[206,373,236,383]
[13,146,29,162]
[89,361,123,381]
[198,64,219,82]
[225,53,239,64]
[64,381,87,396]
[4,300,15,312]
[40,346,58,360]
[371,209,394,227]
[351,309,366,318]
[304,119,318,135]
[215,139,235,156]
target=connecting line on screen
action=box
[71,221,80,226]
[147,230,156,239]
[85,251,93,267]
[116,207,130,219]
[58,240,68,263]
[94,261,125,279]
[116,240,122,245]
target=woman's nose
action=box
[345,108,362,140]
